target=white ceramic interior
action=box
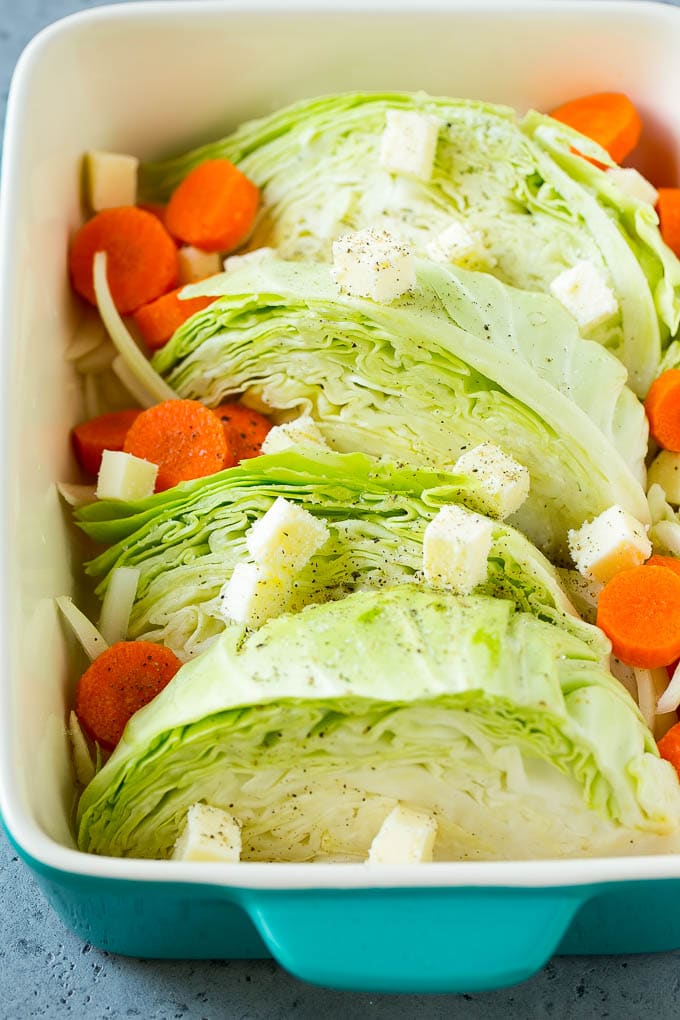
[3,0,680,889]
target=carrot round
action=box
[123,399,228,491]
[657,189,680,258]
[69,206,179,314]
[213,403,272,466]
[550,92,642,164]
[647,554,680,578]
[658,723,680,778]
[133,288,217,350]
[165,159,259,254]
[71,408,141,476]
[75,640,181,749]
[596,565,680,668]
[645,369,680,452]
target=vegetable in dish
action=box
[60,89,680,863]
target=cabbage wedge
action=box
[140,91,680,394]
[75,449,605,662]
[76,585,680,861]
[152,258,649,559]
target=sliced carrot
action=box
[645,369,680,452]
[133,288,217,351]
[138,201,184,246]
[550,92,642,164]
[647,554,680,578]
[596,565,680,668]
[213,403,272,466]
[75,640,181,749]
[137,201,168,227]
[657,189,680,258]
[69,206,179,314]
[123,399,228,491]
[658,723,680,777]
[71,409,141,476]
[165,159,259,254]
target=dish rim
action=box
[2,0,680,892]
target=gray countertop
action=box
[3,1,680,1017]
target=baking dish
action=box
[3,0,680,994]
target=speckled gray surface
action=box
[4,1,680,1017]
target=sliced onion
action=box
[73,341,116,374]
[635,667,657,731]
[56,596,108,661]
[69,710,95,787]
[57,482,97,507]
[98,566,140,645]
[635,666,677,738]
[93,250,178,404]
[112,355,156,408]
[658,660,680,715]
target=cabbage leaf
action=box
[76,585,680,862]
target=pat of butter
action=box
[568,505,651,583]
[260,416,328,454]
[84,150,138,211]
[246,497,329,577]
[96,450,158,501]
[219,561,292,628]
[368,805,437,864]
[454,442,530,520]
[332,228,415,303]
[423,504,492,594]
[172,804,242,863]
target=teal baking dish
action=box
[4,0,680,995]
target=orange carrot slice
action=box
[165,159,259,254]
[71,409,141,476]
[658,723,680,777]
[596,565,680,668]
[550,93,642,164]
[647,554,680,578]
[123,399,228,491]
[657,189,680,258]
[133,288,217,350]
[213,403,272,466]
[645,369,680,452]
[69,206,178,314]
[75,640,181,749]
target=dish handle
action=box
[244,884,587,994]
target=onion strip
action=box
[93,250,178,404]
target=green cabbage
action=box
[152,257,649,559]
[140,91,680,394]
[76,585,680,861]
[75,448,605,661]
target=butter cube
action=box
[454,442,530,519]
[246,497,329,577]
[648,451,680,505]
[84,151,138,211]
[219,562,292,628]
[379,110,440,181]
[426,221,483,264]
[178,246,222,284]
[260,415,328,454]
[549,260,618,332]
[96,450,158,501]
[568,504,651,582]
[332,228,415,303]
[606,167,658,206]
[368,805,437,864]
[423,504,492,593]
[172,804,242,863]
